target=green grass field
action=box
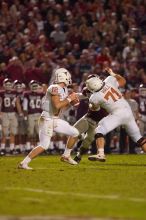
[0,154,146,220]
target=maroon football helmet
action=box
[3,78,13,90]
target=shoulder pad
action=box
[48,85,60,95]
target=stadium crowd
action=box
[0,0,146,155]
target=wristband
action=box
[67,97,71,103]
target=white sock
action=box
[63,148,72,157]
[19,144,23,152]
[21,156,31,165]
[26,142,31,150]
[1,143,5,150]
[98,148,104,156]
[10,144,14,151]
[15,145,20,150]
[30,145,34,150]
[49,141,54,150]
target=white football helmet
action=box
[85,75,104,93]
[54,68,72,86]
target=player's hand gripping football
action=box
[68,92,80,106]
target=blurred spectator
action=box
[50,23,66,45]
[0,63,8,87]
[1,0,146,155]
[6,56,24,82]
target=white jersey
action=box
[41,84,68,118]
[91,76,142,142]
[89,76,130,113]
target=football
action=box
[70,98,80,107]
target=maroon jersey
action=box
[0,90,18,113]
[23,91,45,114]
[86,107,108,122]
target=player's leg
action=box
[125,117,146,153]
[9,113,18,154]
[53,133,66,154]
[88,114,122,162]
[67,116,89,149]
[19,117,28,153]
[74,120,95,163]
[66,117,89,163]
[54,118,79,165]
[18,117,53,169]
[0,113,9,155]
[25,114,35,152]
[14,114,21,154]
[34,113,41,148]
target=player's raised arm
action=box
[105,67,126,87]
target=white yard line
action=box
[5,187,146,203]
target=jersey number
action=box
[4,97,16,107]
[29,99,41,109]
[104,87,122,102]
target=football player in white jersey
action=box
[18,68,79,169]
[85,68,146,162]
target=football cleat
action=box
[18,163,33,170]
[74,153,82,164]
[88,154,106,162]
[60,155,78,165]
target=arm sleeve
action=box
[48,85,60,96]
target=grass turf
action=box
[0,154,146,220]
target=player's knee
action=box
[41,144,50,150]
[72,127,79,137]
[11,129,17,136]
[3,128,9,137]
[39,138,50,150]
[137,137,146,147]
[95,133,104,140]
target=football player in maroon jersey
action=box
[13,80,27,153]
[137,84,146,137]
[67,85,108,163]
[23,80,45,152]
[0,78,23,155]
